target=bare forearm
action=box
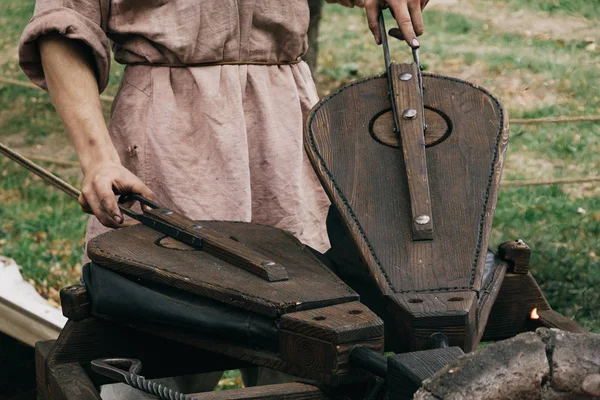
[39,34,119,175]
[39,35,152,227]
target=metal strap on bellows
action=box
[379,11,434,241]
[91,359,196,400]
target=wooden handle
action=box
[0,144,289,282]
[389,63,434,240]
[145,208,289,282]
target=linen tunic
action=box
[19,0,332,253]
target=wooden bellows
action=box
[86,221,384,382]
[305,71,510,352]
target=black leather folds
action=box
[83,263,279,350]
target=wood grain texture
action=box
[144,209,288,282]
[278,331,383,375]
[189,383,330,399]
[537,309,586,333]
[371,108,451,148]
[60,285,91,322]
[123,318,377,384]
[482,273,551,341]
[47,362,100,400]
[498,240,531,274]
[305,73,508,295]
[305,73,509,352]
[36,340,54,400]
[357,252,505,353]
[386,291,477,351]
[389,63,433,240]
[88,221,357,317]
[278,301,384,344]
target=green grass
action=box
[490,186,600,330]
[0,0,598,340]
[488,0,600,19]
[0,158,86,297]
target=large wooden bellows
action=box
[86,220,384,383]
[305,73,510,352]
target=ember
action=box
[530,308,540,320]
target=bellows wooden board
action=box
[86,222,384,381]
[87,221,358,318]
[305,73,510,352]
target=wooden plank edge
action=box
[0,295,62,347]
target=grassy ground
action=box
[0,0,598,338]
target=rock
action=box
[414,329,600,400]
[538,328,600,399]
[582,374,600,397]
[415,332,548,399]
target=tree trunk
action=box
[303,0,324,73]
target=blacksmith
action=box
[18,0,428,393]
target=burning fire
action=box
[530,308,540,320]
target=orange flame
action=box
[530,308,540,320]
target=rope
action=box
[1,75,600,125]
[0,76,115,103]
[1,76,599,188]
[3,150,596,188]
[511,116,600,125]
[501,176,600,187]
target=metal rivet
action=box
[403,109,417,120]
[191,224,203,230]
[160,210,174,215]
[415,215,431,225]
[261,261,276,266]
[399,73,412,81]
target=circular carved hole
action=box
[313,316,326,321]
[370,107,453,148]
[448,297,464,302]
[408,298,424,304]
[348,309,363,315]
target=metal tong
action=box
[377,11,434,241]
[379,11,426,132]
[0,143,288,282]
[91,358,196,400]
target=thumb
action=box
[115,172,154,199]
[129,178,154,200]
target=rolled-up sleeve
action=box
[18,1,111,93]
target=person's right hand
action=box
[79,161,154,228]
[364,0,429,48]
